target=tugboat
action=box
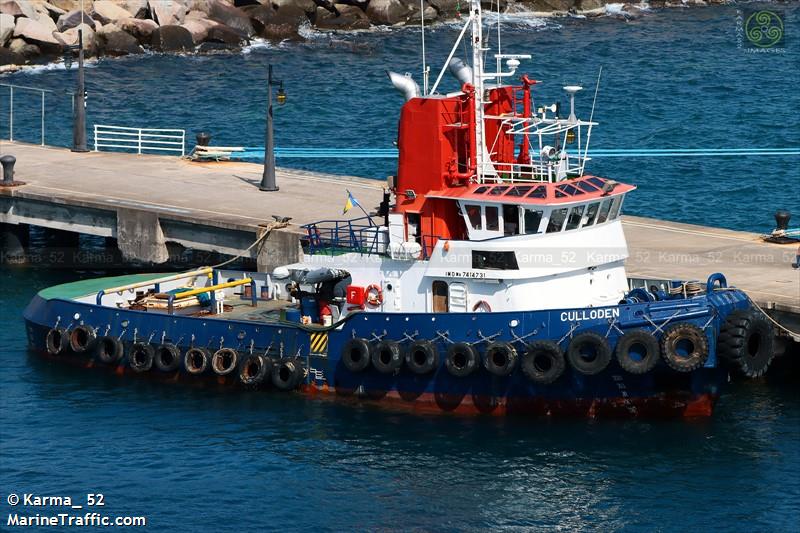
[23,0,775,417]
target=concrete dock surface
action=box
[1,142,797,336]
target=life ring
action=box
[445,342,479,378]
[94,335,123,364]
[271,358,304,391]
[239,354,272,386]
[365,284,383,307]
[615,330,660,374]
[371,340,403,374]
[718,310,774,378]
[129,342,154,373]
[45,327,68,356]
[211,348,239,376]
[341,338,372,372]
[483,341,518,377]
[405,340,439,374]
[154,343,181,372]
[472,300,492,313]
[184,347,210,375]
[521,340,565,384]
[660,323,708,372]
[566,331,612,375]
[69,325,96,354]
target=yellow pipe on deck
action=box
[104,268,213,294]
[168,278,253,300]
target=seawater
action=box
[1,5,799,532]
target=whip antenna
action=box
[589,66,602,125]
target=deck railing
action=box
[0,83,73,146]
[93,124,185,156]
[303,216,383,256]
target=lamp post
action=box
[260,64,286,192]
[64,29,88,153]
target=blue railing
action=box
[302,216,382,256]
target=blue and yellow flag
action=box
[343,190,360,215]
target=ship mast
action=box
[470,0,487,183]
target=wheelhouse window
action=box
[596,199,613,224]
[465,204,481,229]
[472,250,519,270]
[485,206,499,231]
[609,195,624,219]
[565,205,585,231]
[503,205,519,235]
[546,208,568,233]
[583,202,600,227]
[524,209,543,234]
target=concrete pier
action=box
[0,141,797,339]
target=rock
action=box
[118,16,157,44]
[181,18,215,43]
[97,25,143,55]
[272,0,316,15]
[407,2,438,23]
[54,22,96,52]
[16,1,59,32]
[41,1,67,17]
[188,0,253,36]
[48,0,94,11]
[521,0,577,11]
[245,4,305,40]
[315,4,370,30]
[1,13,14,46]
[365,0,413,25]
[150,24,194,51]
[0,0,23,16]
[428,0,459,16]
[92,0,133,23]
[57,10,96,31]
[148,0,187,26]
[577,0,604,9]
[120,0,149,18]
[196,40,232,53]
[13,17,60,45]
[205,23,247,45]
[0,44,25,65]
[8,37,40,58]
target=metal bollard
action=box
[0,155,24,187]
[774,209,791,232]
[196,132,211,147]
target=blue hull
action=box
[23,285,750,418]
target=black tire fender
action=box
[239,354,272,386]
[661,323,709,372]
[95,335,124,364]
[521,340,565,384]
[129,342,154,373]
[718,310,774,378]
[445,342,479,378]
[154,343,181,372]
[567,331,612,375]
[45,327,69,356]
[615,330,660,374]
[272,358,304,391]
[341,338,371,373]
[184,347,210,375]
[405,340,439,375]
[371,340,403,374]
[483,341,518,377]
[211,347,239,376]
[69,325,97,354]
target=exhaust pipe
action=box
[387,71,420,101]
[448,57,473,86]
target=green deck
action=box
[38,273,169,301]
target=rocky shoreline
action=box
[1,0,728,71]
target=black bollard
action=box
[0,155,24,187]
[774,209,791,232]
[196,132,211,147]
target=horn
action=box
[387,71,420,101]
[448,57,473,86]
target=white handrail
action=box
[93,124,185,156]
